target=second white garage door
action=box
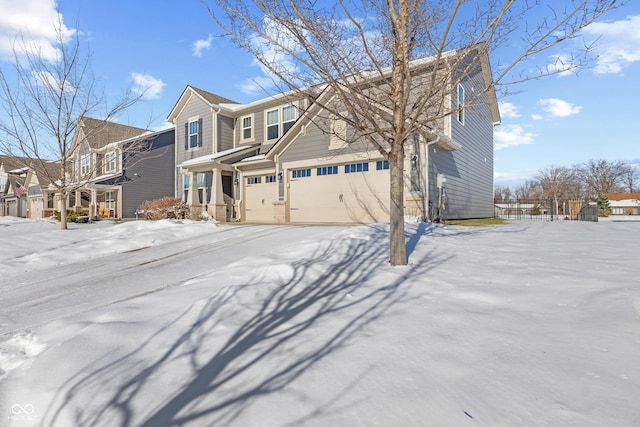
[288,162,390,223]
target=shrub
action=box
[54,210,86,222]
[138,197,190,220]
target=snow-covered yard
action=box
[1,216,639,426]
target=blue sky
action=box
[1,0,639,189]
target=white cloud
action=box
[498,101,521,119]
[531,114,543,121]
[131,73,166,100]
[0,0,75,61]
[582,15,640,74]
[538,98,582,117]
[494,124,536,150]
[193,34,213,57]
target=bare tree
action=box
[0,17,141,229]
[577,158,629,199]
[536,165,581,218]
[205,0,618,265]
[621,163,638,193]
[514,180,543,200]
[493,185,512,203]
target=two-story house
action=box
[168,50,500,224]
[67,117,176,219]
[0,155,31,217]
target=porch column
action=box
[187,171,198,206]
[211,168,227,222]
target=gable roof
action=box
[167,85,239,123]
[77,117,149,150]
[0,154,34,172]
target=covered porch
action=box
[179,146,259,222]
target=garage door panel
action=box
[289,170,390,223]
[244,182,278,222]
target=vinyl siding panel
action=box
[174,95,213,197]
[175,97,213,162]
[120,129,175,218]
[430,70,494,219]
[279,121,374,163]
[218,114,234,152]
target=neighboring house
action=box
[608,193,640,216]
[24,160,63,219]
[67,117,176,219]
[167,51,500,223]
[0,155,31,217]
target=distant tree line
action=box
[495,159,638,203]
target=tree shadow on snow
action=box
[44,226,448,426]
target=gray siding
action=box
[279,121,375,163]
[175,96,214,162]
[430,70,494,219]
[119,129,175,218]
[218,114,234,152]
[174,95,214,196]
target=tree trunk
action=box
[60,193,68,230]
[389,146,407,266]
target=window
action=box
[197,172,205,204]
[189,120,199,148]
[247,176,262,184]
[46,193,54,209]
[344,162,369,173]
[376,160,389,170]
[265,175,277,183]
[292,169,311,178]
[266,105,296,140]
[105,191,115,209]
[457,84,465,123]
[266,109,279,140]
[282,105,296,134]
[611,208,625,215]
[241,115,253,140]
[183,174,190,202]
[317,166,338,176]
[104,151,116,173]
[80,155,90,175]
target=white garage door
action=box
[244,175,278,222]
[30,196,44,218]
[289,162,390,223]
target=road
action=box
[0,224,347,335]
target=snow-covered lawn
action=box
[1,216,639,426]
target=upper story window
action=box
[104,151,116,173]
[189,120,199,148]
[241,115,253,141]
[80,155,91,175]
[282,105,295,134]
[457,84,465,124]
[266,104,296,141]
[266,109,279,140]
[185,118,202,150]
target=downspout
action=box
[232,164,242,221]
[423,134,440,222]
